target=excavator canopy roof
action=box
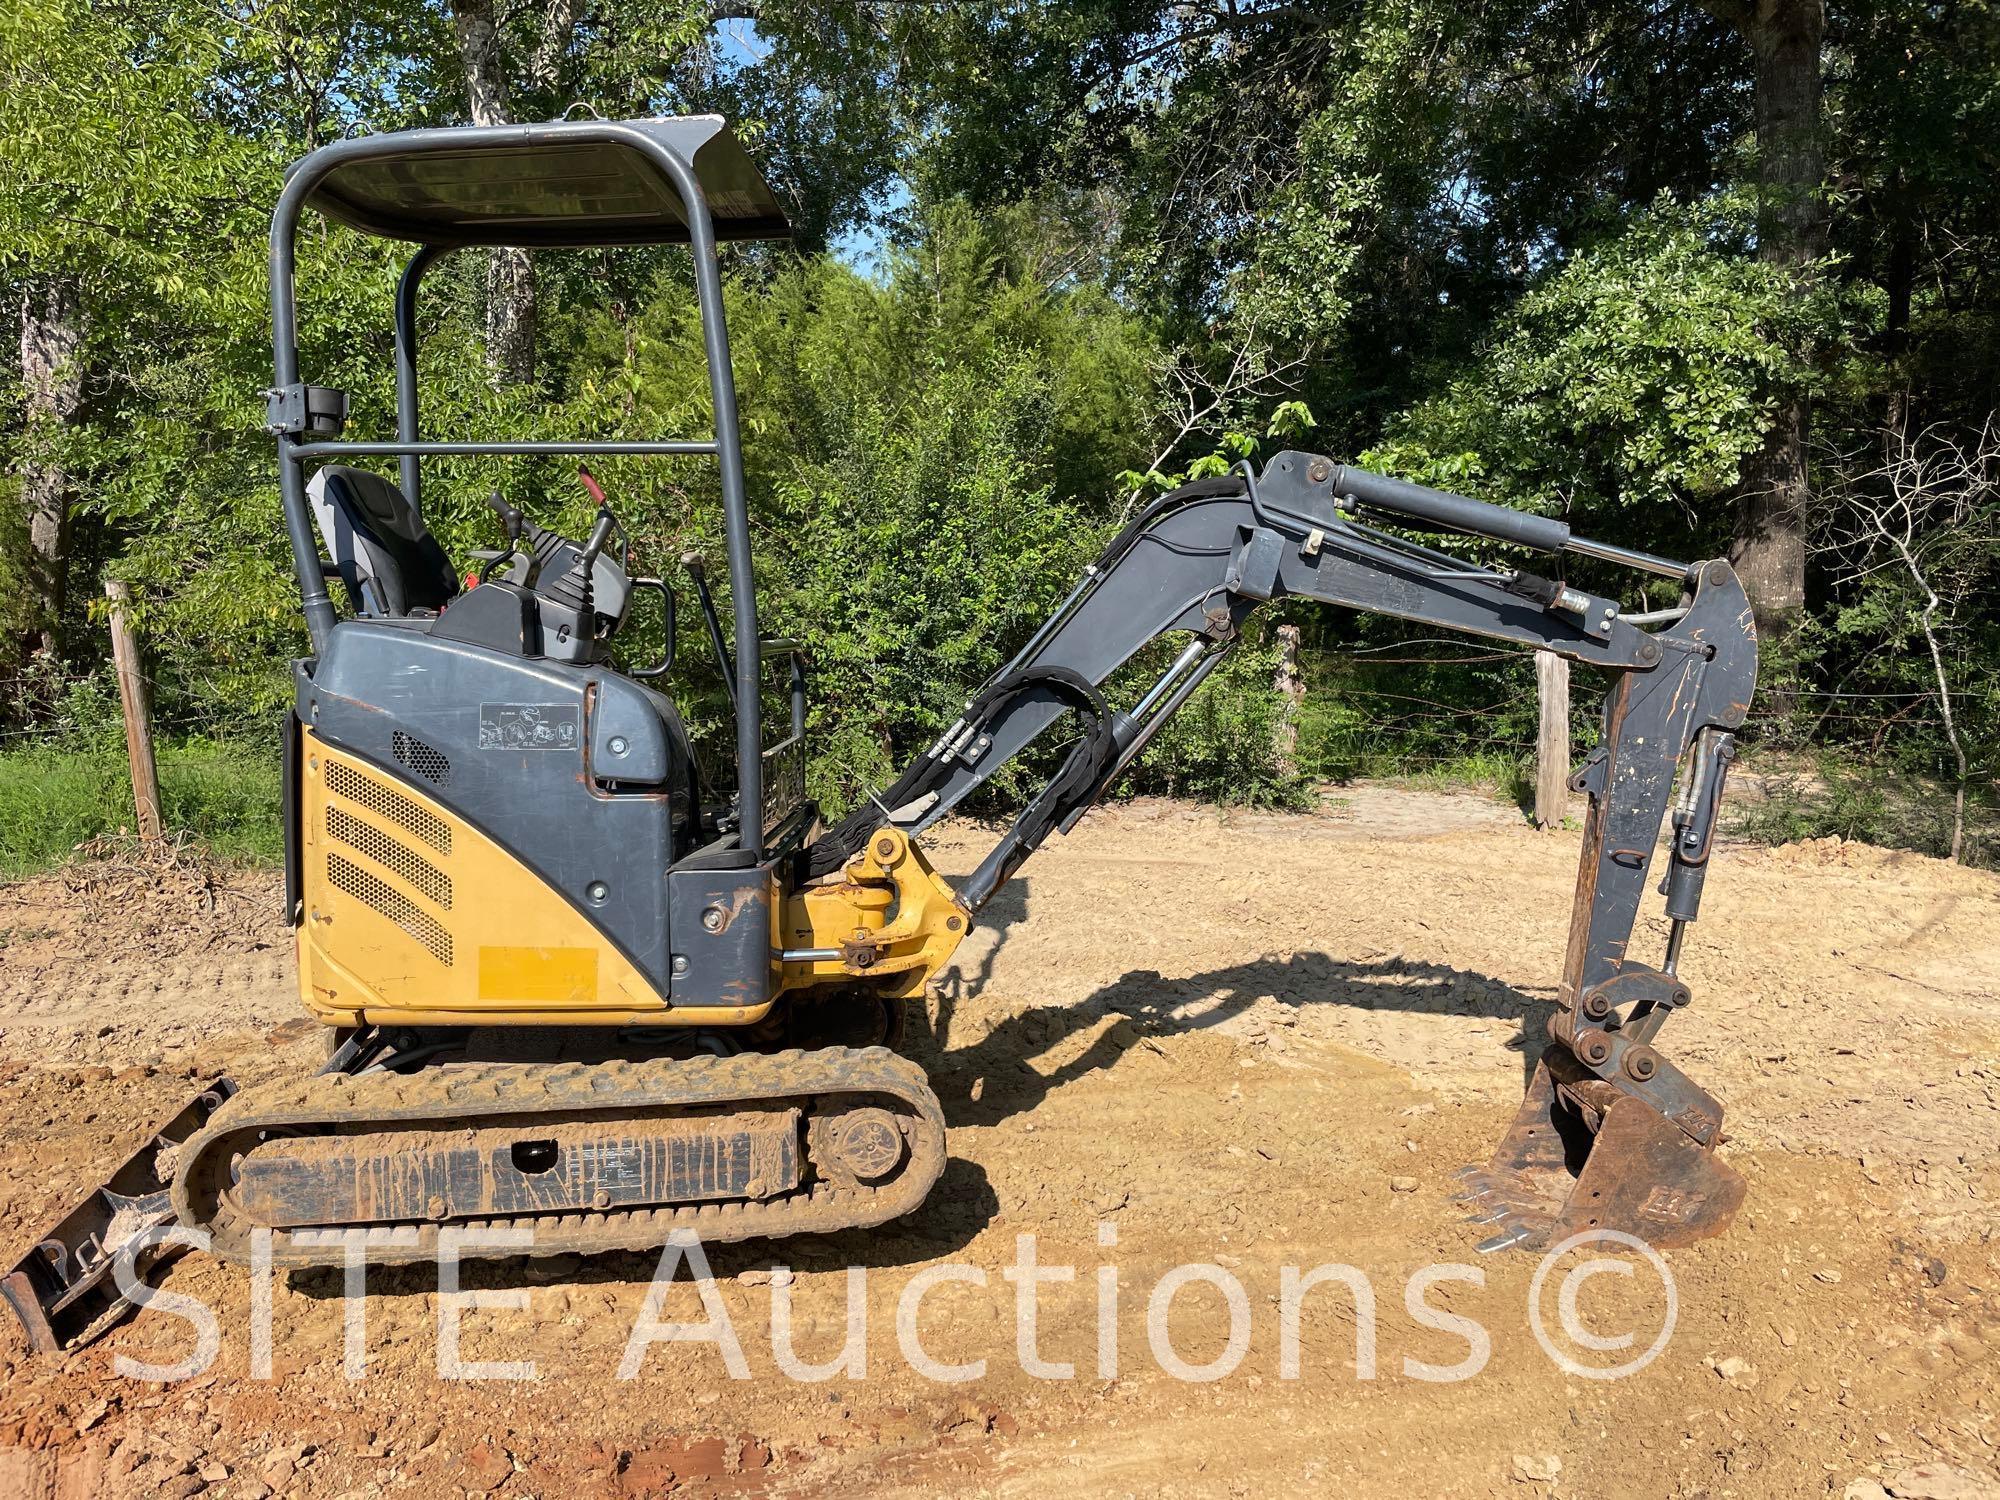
[296,115,790,247]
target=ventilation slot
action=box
[392,730,451,785]
[326,805,452,909]
[327,853,453,965]
[326,761,451,855]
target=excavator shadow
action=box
[927,876,1031,1049]
[919,948,1547,1129]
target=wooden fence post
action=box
[1534,649,1569,828]
[1272,622,1304,777]
[104,579,163,841]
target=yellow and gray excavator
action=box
[3,117,1755,1352]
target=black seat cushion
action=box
[307,466,460,616]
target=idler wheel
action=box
[813,1106,906,1183]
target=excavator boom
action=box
[806,450,1757,1251]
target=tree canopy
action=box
[4,0,1997,860]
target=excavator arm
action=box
[796,450,1757,1252]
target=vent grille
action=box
[326,805,452,909]
[327,853,453,965]
[326,761,451,855]
[392,730,451,785]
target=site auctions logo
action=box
[104,1222,1677,1386]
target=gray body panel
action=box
[298,620,692,991]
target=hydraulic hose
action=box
[802,666,1114,881]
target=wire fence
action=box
[0,658,286,751]
[1281,638,1994,866]
[3,634,1989,868]
[0,644,1965,760]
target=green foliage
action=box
[876,0,1757,454]
[1125,399,1319,497]
[1364,194,1856,535]
[1239,4,1462,343]
[1289,642,1553,781]
[0,0,423,717]
[1375,751,1538,810]
[548,202,1166,811]
[1116,635,1304,805]
[1729,752,1997,868]
[0,740,282,878]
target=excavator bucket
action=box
[1,1078,236,1353]
[1458,1043,1744,1253]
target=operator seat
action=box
[306,465,459,617]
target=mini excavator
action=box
[2,117,1756,1352]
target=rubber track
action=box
[171,1047,946,1267]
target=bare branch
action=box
[1816,415,2000,862]
[1120,314,1308,516]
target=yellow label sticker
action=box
[477,946,599,1004]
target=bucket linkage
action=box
[1461,980,1745,1252]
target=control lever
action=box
[682,551,737,704]
[479,490,526,583]
[576,504,618,629]
[485,488,524,543]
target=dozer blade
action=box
[2,1078,237,1353]
[1458,1044,1744,1254]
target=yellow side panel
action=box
[296,728,771,1028]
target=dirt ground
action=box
[1,787,1997,1500]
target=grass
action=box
[0,738,283,879]
[1369,749,1537,807]
[1289,680,1544,815]
[1728,750,1998,868]
[1301,746,1539,816]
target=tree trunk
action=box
[451,0,538,386]
[1729,400,1810,629]
[18,282,86,658]
[528,0,585,93]
[1710,0,1826,641]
